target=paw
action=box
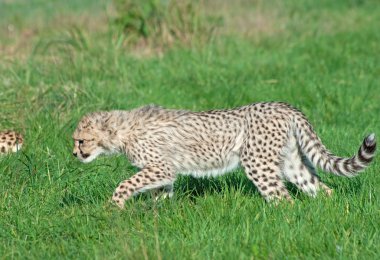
[324,188,333,197]
[154,191,174,201]
[319,183,333,197]
[112,193,125,209]
[266,193,294,206]
[162,190,174,199]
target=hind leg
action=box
[282,134,332,196]
[241,138,292,202]
[241,158,292,202]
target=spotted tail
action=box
[294,116,376,177]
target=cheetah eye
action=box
[78,140,84,144]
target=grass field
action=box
[0,0,379,259]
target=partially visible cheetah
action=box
[72,102,376,208]
[0,130,23,154]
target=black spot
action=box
[322,160,329,171]
[358,150,372,164]
[352,163,362,171]
[82,153,90,159]
[343,161,351,173]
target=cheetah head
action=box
[72,112,118,163]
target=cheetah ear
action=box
[98,115,118,137]
[81,112,107,129]
[80,115,98,130]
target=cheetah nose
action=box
[73,152,77,157]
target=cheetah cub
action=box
[0,130,23,154]
[72,102,376,208]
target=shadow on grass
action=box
[174,172,258,200]
[59,169,365,207]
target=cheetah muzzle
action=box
[72,102,376,208]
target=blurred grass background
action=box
[0,0,379,258]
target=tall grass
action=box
[111,0,221,54]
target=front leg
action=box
[112,165,175,208]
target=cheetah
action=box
[72,102,376,208]
[0,130,23,154]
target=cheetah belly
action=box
[180,153,241,178]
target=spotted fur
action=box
[72,102,376,208]
[0,130,23,154]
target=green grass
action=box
[0,0,379,259]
